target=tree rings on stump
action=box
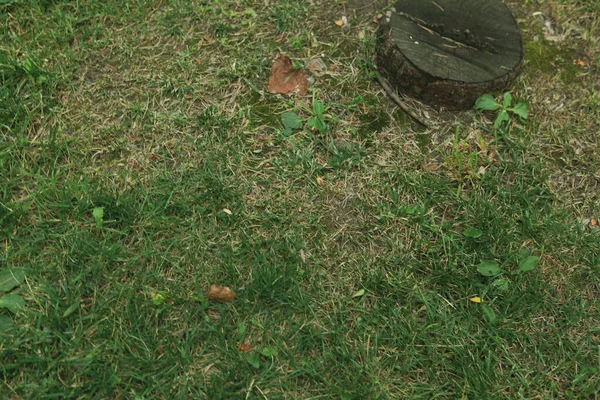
[376,0,523,110]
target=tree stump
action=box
[376,0,523,110]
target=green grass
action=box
[1,0,600,398]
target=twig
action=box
[373,69,429,127]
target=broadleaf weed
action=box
[475,92,528,130]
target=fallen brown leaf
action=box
[316,176,325,186]
[334,20,344,26]
[268,55,307,96]
[207,285,236,302]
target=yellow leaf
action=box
[334,20,344,26]
[469,296,482,303]
[316,176,325,186]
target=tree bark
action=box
[376,0,523,110]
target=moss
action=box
[358,109,391,137]
[360,94,384,108]
[414,133,432,151]
[524,39,579,83]
[392,109,409,126]
[242,91,288,129]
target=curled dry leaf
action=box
[207,285,236,302]
[268,55,307,96]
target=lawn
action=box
[1,0,599,398]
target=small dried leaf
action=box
[334,20,344,26]
[306,57,328,76]
[207,285,236,302]
[267,55,307,96]
[238,343,251,352]
[316,176,325,186]
[146,153,161,160]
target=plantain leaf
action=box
[503,92,513,108]
[463,227,482,238]
[261,347,277,357]
[0,294,25,314]
[312,98,324,116]
[281,111,302,130]
[510,102,528,120]
[0,315,17,335]
[518,256,540,273]
[0,268,26,292]
[493,110,509,129]
[492,277,510,291]
[477,260,502,277]
[481,304,497,325]
[93,207,104,227]
[475,94,500,111]
[246,352,260,369]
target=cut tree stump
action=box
[376,0,523,110]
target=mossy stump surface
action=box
[377,0,523,110]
